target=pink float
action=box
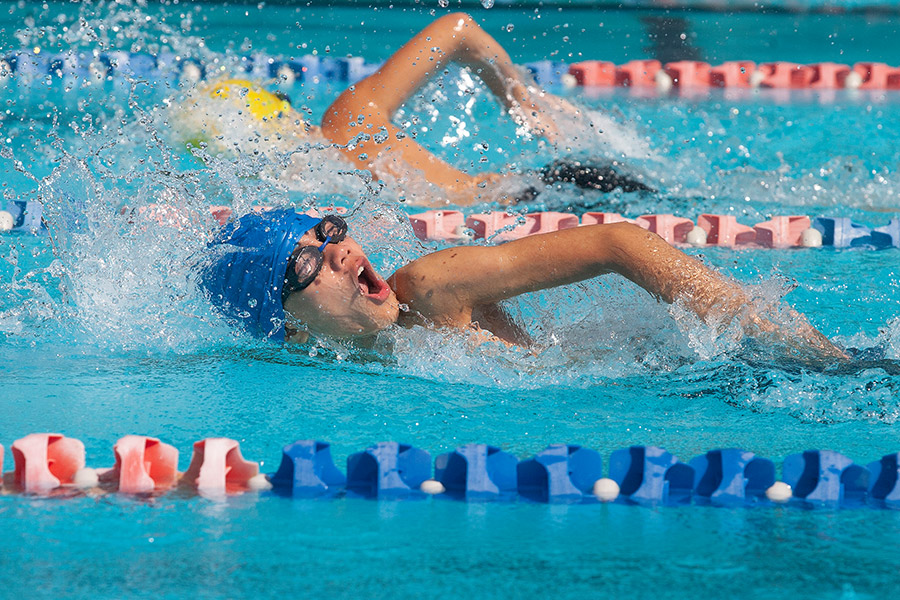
[843,62,900,90]
[465,212,536,242]
[581,212,633,226]
[568,61,615,87]
[697,214,756,247]
[180,438,259,493]
[753,216,811,248]
[808,63,851,89]
[529,212,579,234]
[664,61,711,87]
[639,214,694,244]
[710,61,756,88]
[409,210,466,241]
[615,60,662,87]
[11,433,85,492]
[100,435,179,494]
[757,62,814,88]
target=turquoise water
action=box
[3,2,900,599]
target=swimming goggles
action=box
[282,215,348,303]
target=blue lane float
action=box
[434,444,518,501]
[607,445,694,505]
[690,449,775,505]
[345,442,431,499]
[811,217,879,249]
[269,440,346,498]
[782,450,869,506]
[517,444,603,503]
[868,452,900,507]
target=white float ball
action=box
[72,468,99,489]
[420,479,445,495]
[801,227,823,248]
[181,63,202,84]
[592,478,620,502]
[0,210,14,232]
[843,71,863,90]
[560,73,578,89]
[766,481,792,503]
[748,70,766,88]
[276,65,296,86]
[247,473,273,491]
[686,226,708,247]
[655,70,673,93]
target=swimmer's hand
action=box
[507,84,581,144]
[741,307,849,363]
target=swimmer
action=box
[179,13,651,206]
[199,209,847,362]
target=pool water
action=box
[2,2,900,599]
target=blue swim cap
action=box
[200,208,321,340]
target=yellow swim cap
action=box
[208,78,292,122]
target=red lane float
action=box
[843,62,900,90]
[581,212,637,226]
[664,61,711,87]
[615,60,662,87]
[410,210,466,242]
[99,435,179,494]
[638,214,694,244]
[753,216,811,248]
[568,61,616,87]
[11,433,85,492]
[181,437,260,493]
[710,61,757,88]
[698,214,757,247]
[808,63,851,89]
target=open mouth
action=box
[354,259,391,302]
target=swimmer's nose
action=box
[323,240,352,271]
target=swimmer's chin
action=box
[284,304,401,345]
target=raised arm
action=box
[390,222,846,359]
[320,13,554,197]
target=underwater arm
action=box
[394,223,846,359]
[320,13,563,196]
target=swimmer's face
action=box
[283,230,399,338]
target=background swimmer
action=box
[200,209,847,362]
[178,13,652,206]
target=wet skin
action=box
[283,222,847,361]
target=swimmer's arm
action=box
[394,223,846,359]
[320,13,552,196]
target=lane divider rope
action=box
[2,50,900,91]
[2,434,898,507]
[2,202,898,250]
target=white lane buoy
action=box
[766,481,792,503]
[748,70,766,88]
[181,63,203,84]
[247,473,273,491]
[276,65,296,86]
[686,226,708,247]
[801,227,823,248]
[843,71,863,90]
[72,468,99,489]
[420,479,446,495]
[560,73,578,89]
[0,210,14,232]
[655,70,673,94]
[592,478,620,502]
